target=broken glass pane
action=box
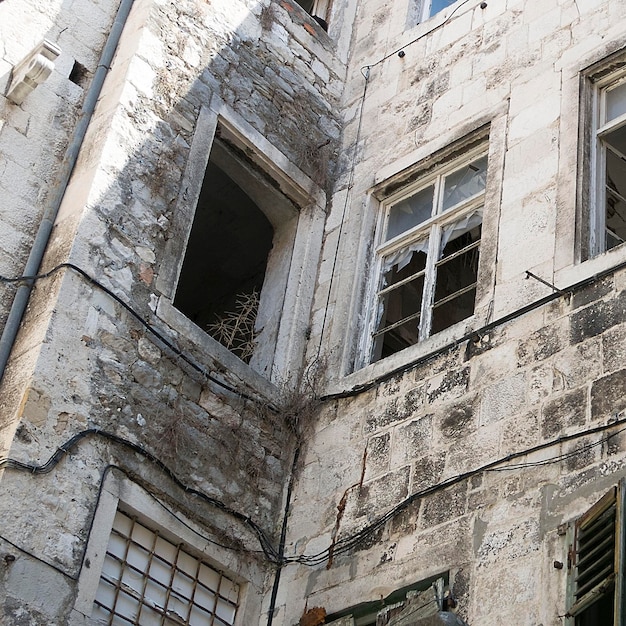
[431,225,481,334]
[386,185,434,241]
[373,250,427,360]
[442,156,487,212]
[605,147,626,249]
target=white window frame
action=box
[72,472,262,625]
[590,69,626,256]
[364,144,487,364]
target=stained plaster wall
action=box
[280,0,626,624]
[0,0,349,623]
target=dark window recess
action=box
[294,0,329,30]
[567,482,626,625]
[69,61,89,88]
[174,158,274,363]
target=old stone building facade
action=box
[1,0,626,624]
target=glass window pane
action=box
[102,553,123,583]
[429,0,456,17]
[194,584,217,612]
[189,604,214,626]
[605,148,626,249]
[606,81,626,123]
[116,589,140,621]
[386,185,434,240]
[107,532,129,560]
[126,543,150,574]
[150,554,173,586]
[198,564,221,592]
[218,577,240,604]
[155,536,177,563]
[95,577,117,610]
[131,522,155,551]
[431,226,481,334]
[442,156,488,211]
[171,571,194,600]
[215,598,237,623]
[373,250,427,360]
[177,550,198,576]
[112,511,133,537]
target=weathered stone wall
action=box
[280,267,626,624]
[280,0,626,624]
[0,0,347,622]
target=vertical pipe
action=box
[0,0,135,382]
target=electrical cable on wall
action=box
[2,418,625,570]
[0,263,278,411]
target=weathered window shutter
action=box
[566,479,626,624]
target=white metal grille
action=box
[93,510,239,625]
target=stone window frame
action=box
[72,472,262,625]
[155,104,326,387]
[359,130,490,367]
[564,479,626,626]
[324,574,469,625]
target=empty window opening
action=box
[417,0,457,21]
[69,60,89,88]
[174,152,274,362]
[93,509,240,625]
[370,151,487,363]
[173,129,299,371]
[294,0,331,29]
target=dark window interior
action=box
[431,225,480,334]
[603,126,626,250]
[174,151,274,362]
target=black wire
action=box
[0,532,77,580]
[0,263,278,412]
[111,465,265,556]
[0,428,282,564]
[285,418,626,566]
[2,419,625,570]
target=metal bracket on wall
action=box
[6,39,62,105]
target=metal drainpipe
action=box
[0,0,135,383]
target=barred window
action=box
[93,510,239,626]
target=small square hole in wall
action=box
[69,61,89,88]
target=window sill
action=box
[156,297,281,403]
[330,314,478,396]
